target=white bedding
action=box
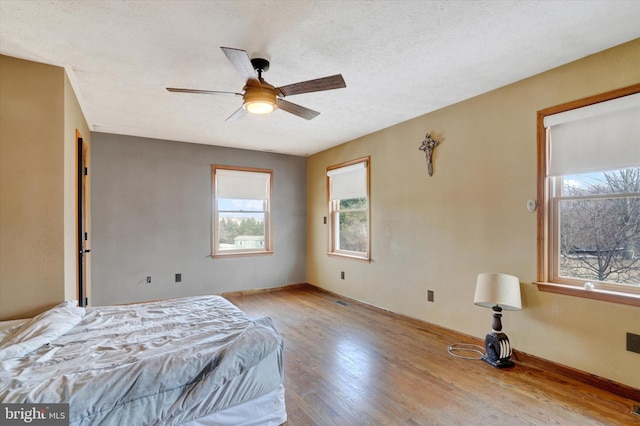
[0,301,85,361]
[0,319,28,332]
[0,296,286,425]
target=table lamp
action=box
[474,273,522,368]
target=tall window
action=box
[537,86,640,305]
[212,165,272,257]
[327,157,370,260]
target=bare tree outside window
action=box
[558,168,640,286]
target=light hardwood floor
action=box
[225,285,639,425]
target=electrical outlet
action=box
[627,332,640,354]
[427,290,434,302]
[341,271,345,280]
[175,273,182,283]
[146,276,151,284]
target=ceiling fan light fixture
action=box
[243,89,277,115]
[167,47,346,121]
[245,101,275,114]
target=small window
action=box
[212,166,272,257]
[537,86,640,304]
[327,157,370,260]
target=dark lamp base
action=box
[483,331,515,369]
[481,354,515,369]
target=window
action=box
[537,85,640,305]
[327,157,370,260]
[212,165,272,257]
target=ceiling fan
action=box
[166,47,346,121]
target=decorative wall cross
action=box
[418,132,440,177]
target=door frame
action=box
[77,131,89,306]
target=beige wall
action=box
[306,39,640,388]
[0,55,89,320]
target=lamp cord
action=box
[447,343,485,360]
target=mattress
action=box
[0,296,286,425]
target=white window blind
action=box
[327,161,367,200]
[216,169,270,200]
[544,92,640,176]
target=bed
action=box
[0,295,287,425]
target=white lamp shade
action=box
[474,273,522,311]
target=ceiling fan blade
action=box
[220,47,259,83]
[277,74,346,97]
[166,87,242,96]
[276,99,320,120]
[225,106,247,122]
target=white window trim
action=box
[212,165,273,258]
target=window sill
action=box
[535,282,640,307]
[327,252,371,263]
[212,251,273,259]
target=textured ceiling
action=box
[1,1,639,156]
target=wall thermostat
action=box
[527,200,537,212]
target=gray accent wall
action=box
[90,133,306,306]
